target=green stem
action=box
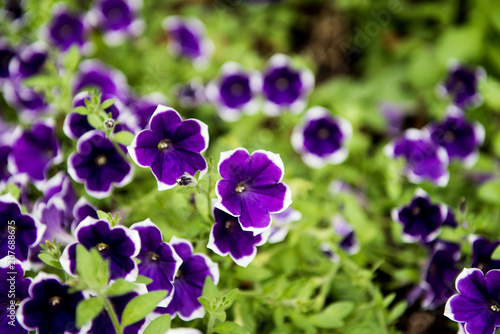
[111,139,130,162]
[207,312,216,334]
[103,297,123,334]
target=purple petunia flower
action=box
[17,273,87,334]
[207,207,268,267]
[33,196,77,247]
[261,54,314,116]
[0,39,15,82]
[384,128,449,187]
[127,92,168,130]
[469,235,500,273]
[8,119,62,184]
[331,216,359,255]
[45,4,90,52]
[90,285,149,334]
[72,59,129,101]
[444,268,500,334]
[215,148,292,235]
[0,194,45,263]
[0,144,12,186]
[68,130,134,198]
[391,189,448,243]
[378,102,408,137]
[130,219,181,306]
[156,237,218,321]
[175,78,206,108]
[268,207,302,244]
[8,42,47,80]
[428,106,485,168]
[438,62,485,109]
[0,257,31,333]
[90,0,144,46]
[292,106,352,168]
[127,105,208,190]
[163,16,213,67]
[420,240,461,309]
[60,217,141,281]
[206,62,261,122]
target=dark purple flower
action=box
[215,148,292,235]
[206,62,261,122]
[157,237,218,321]
[72,59,129,101]
[162,16,213,67]
[0,257,31,333]
[127,92,168,129]
[8,119,62,184]
[175,78,206,108]
[261,54,314,115]
[60,217,140,281]
[268,207,301,244]
[72,198,98,228]
[320,242,339,263]
[8,42,47,80]
[292,106,352,168]
[438,62,485,109]
[91,0,144,46]
[331,216,359,255]
[40,172,78,210]
[17,273,87,334]
[127,105,208,190]
[208,207,267,267]
[64,91,139,141]
[46,4,89,52]
[68,130,134,199]
[444,268,500,334]
[469,235,500,273]
[379,102,407,137]
[2,80,49,119]
[429,107,485,167]
[1,0,25,25]
[33,197,77,247]
[391,190,448,243]
[130,219,181,306]
[0,145,12,185]
[385,128,449,187]
[443,207,459,228]
[90,286,148,334]
[421,240,461,309]
[0,39,15,81]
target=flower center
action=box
[230,83,244,96]
[150,252,160,261]
[59,24,73,39]
[95,155,107,166]
[96,243,108,252]
[225,220,238,230]
[318,127,330,140]
[235,184,246,193]
[491,305,500,312]
[443,131,455,143]
[175,269,182,278]
[276,77,289,91]
[49,296,62,307]
[158,139,171,151]
[412,207,420,215]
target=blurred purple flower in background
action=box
[292,106,352,168]
[46,4,90,52]
[331,216,359,255]
[438,62,485,109]
[268,207,301,244]
[175,78,206,108]
[127,92,168,129]
[261,54,314,115]
[469,235,500,273]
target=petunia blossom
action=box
[127,105,208,190]
[268,207,302,244]
[291,106,352,168]
[469,235,500,273]
[215,148,292,235]
[45,4,90,52]
[438,62,485,109]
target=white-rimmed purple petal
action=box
[60,217,140,281]
[127,105,208,191]
[215,148,292,235]
[68,130,134,199]
[291,106,352,168]
[127,92,168,129]
[261,54,314,115]
[331,216,359,255]
[268,207,301,244]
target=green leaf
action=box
[198,296,211,310]
[38,253,62,269]
[220,289,238,311]
[194,192,209,221]
[100,99,116,110]
[87,114,103,129]
[75,245,109,292]
[76,297,104,328]
[202,276,218,301]
[134,275,153,285]
[143,314,171,334]
[72,106,89,115]
[97,210,108,220]
[290,312,315,333]
[106,279,137,297]
[478,180,500,205]
[388,301,407,323]
[6,183,20,200]
[235,265,273,282]
[23,75,59,88]
[308,301,354,329]
[63,46,81,72]
[212,310,226,322]
[214,321,249,334]
[113,131,135,146]
[121,290,168,327]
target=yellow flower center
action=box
[95,155,107,166]
[49,296,62,307]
